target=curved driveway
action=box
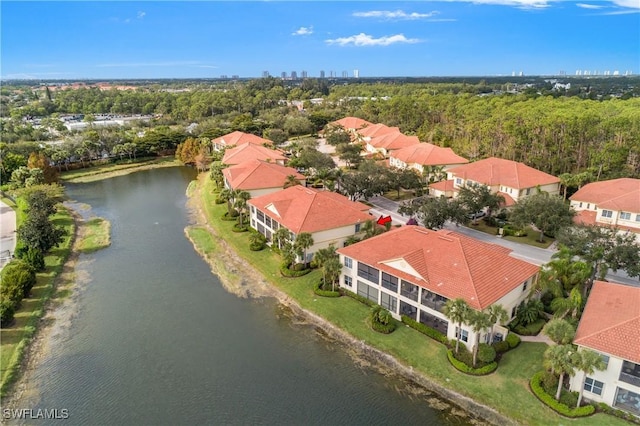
[0,200,17,268]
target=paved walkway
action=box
[0,199,17,268]
[518,333,554,345]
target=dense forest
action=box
[1,77,639,183]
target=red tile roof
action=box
[357,123,399,139]
[222,143,286,165]
[430,180,455,192]
[448,157,559,189]
[570,178,640,213]
[368,132,420,151]
[222,160,304,191]
[338,226,539,310]
[574,210,597,226]
[212,131,272,148]
[330,117,374,131]
[392,143,469,167]
[248,186,372,234]
[574,281,640,364]
[497,191,516,207]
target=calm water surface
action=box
[12,167,472,425]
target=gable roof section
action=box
[222,143,286,165]
[222,160,304,191]
[570,178,640,213]
[248,186,372,234]
[448,157,559,189]
[330,117,374,131]
[574,281,640,364]
[357,123,399,139]
[213,131,272,148]
[391,143,469,167]
[338,226,539,310]
[368,132,420,151]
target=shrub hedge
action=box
[279,263,312,278]
[342,289,377,308]
[506,332,521,348]
[492,340,510,354]
[447,350,498,375]
[478,343,497,363]
[401,315,449,344]
[529,371,595,418]
[313,281,341,297]
[597,403,640,424]
[232,224,248,232]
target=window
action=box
[380,292,397,312]
[357,281,378,303]
[602,210,613,218]
[620,212,631,220]
[272,220,279,230]
[250,206,255,214]
[526,188,531,195]
[511,306,517,319]
[257,210,265,222]
[584,377,604,396]
[523,280,528,292]
[355,223,361,233]
[344,257,353,269]
[400,280,419,301]
[636,214,640,222]
[455,178,462,185]
[344,275,352,287]
[600,354,610,368]
[456,327,469,342]
[381,272,398,293]
[357,263,379,284]
[579,202,583,208]
[265,216,272,228]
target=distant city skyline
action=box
[1,1,639,80]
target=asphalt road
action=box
[0,200,17,268]
[368,195,640,287]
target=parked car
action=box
[468,211,486,220]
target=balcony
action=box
[620,361,640,388]
[420,290,448,313]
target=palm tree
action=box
[542,318,576,345]
[233,191,251,226]
[443,298,470,354]
[575,350,607,407]
[485,304,508,344]
[550,287,583,320]
[219,188,237,217]
[468,310,493,367]
[543,344,577,401]
[273,227,291,251]
[209,161,225,189]
[283,174,301,189]
[514,299,544,327]
[315,245,337,286]
[294,232,314,267]
[324,257,343,292]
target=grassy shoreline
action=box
[189,174,627,426]
[60,156,180,183]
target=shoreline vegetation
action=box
[0,205,111,398]
[186,172,630,426]
[59,157,180,183]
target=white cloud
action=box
[437,0,639,10]
[325,33,420,47]
[353,10,440,20]
[610,0,640,8]
[576,3,605,9]
[137,11,146,19]
[292,26,313,36]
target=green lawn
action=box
[76,217,111,253]
[60,157,179,183]
[192,175,628,426]
[468,221,555,249]
[0,207,75,397]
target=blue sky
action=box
[1,1,639,79]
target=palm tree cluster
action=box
[442,298,508,367]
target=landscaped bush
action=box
[279,262,312,278]
[342,289,377,308]
[513,318,546,336]
[400,315,449,344]
[597,403,640,424]
[0,297,16,327]
[447,350,498,375]
[221,211,239,221]
[19,247,45,271]
[1,260,37,299]
[232,224,248,232]
[540,371,559,394]
[505,332,521,348]
[492,340,510,354]
[530,371,595,418]
[478,344,497,363]
[559,389,579,408]
[313,280,340,297]
[214,196,225,204]
[502,224,528,237]
[368,306,396,334]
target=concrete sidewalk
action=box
[0,199,17,268]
